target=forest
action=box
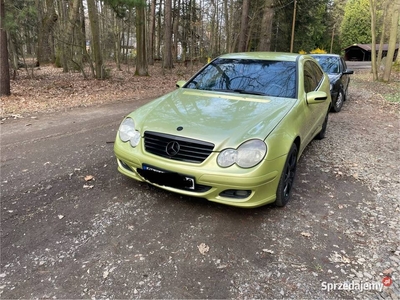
[0,0,399,97]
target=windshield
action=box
[185,58,297,98]
[312,56,340,74]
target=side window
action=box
[304,70,314,93]
[310,61,324,89]
[341,58,347,72]
[304,61,318,93]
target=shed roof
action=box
[344,44,399,51]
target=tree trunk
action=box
[37,0,58,65]
[369,0,378,80]
[377,0,390,69]
[0,0,11,96]
[157,0,162,59]
[163,0,173,69]
[173,0,180,61]
[56,0,67,71]
[65,0,81,72]
[223,0,230,53]
[113,14,122,71]
[135,2,149,76]
[210,0,219,57]
[148,0,156,65]
[229,0,235,52]
[87,0,105,79]
[258,1,274,51]
[238,0,249,52]
[383,3,399,82]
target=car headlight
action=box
[119,117,141,147]
[217,139,267,168]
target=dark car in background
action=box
[311,54,354,112]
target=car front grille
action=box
[144,131,214,163]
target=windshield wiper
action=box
[213,89,265,96]
[233,89,266,96]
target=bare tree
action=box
[369,0,378,80]
[377,0,390,68]
[64,0,81,72]
[135,1,149,76]
[87,0,105,78]
[163,0,173,69]
[0,0,10,96]
[157,0,162,60]
[148,0,156,65]
[223,0,230,52]
[173,0,180,61]
[258,0,274,51]
[238,0,250,52]
[383,2,399,82]
[37,0,58,65]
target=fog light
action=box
[235,190,250,197]
[119,159,133,172]
[219,189,251,199]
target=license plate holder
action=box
[138,164,195,190]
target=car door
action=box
[300,60,326,146]
[340,57,351,94]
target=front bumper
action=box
[114,139,286,208]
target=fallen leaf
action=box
[262,249,274,254]
[383,268,394,276]
[301,232,311,238]
[84,175,94,181]
[58,215,64,219]
[197,243,209,255]
[342,256,351,263]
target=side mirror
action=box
[176,80,187,88]
[343,69,354,75]
[307,91,328,104]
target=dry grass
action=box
[0,61,197,119]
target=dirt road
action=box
[1,82,399,298]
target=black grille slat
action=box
[144,131,214,163]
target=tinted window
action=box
[186,58,297,98]
[310,61,324,83]
[340,58,348,72]
[304,61,320,93]
[312,56,340,74]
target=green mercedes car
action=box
[114,52,331,208]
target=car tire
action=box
[275,143,298,207]
[315,112,329,140]
[331,89,344,112]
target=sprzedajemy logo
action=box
[321,280,384,292]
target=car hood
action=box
[132,89,296,149]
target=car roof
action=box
[218,52,301,62]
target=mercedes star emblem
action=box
[166,141,180,156]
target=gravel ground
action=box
[302,81,400,299]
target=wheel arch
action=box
[293,136,301,158]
